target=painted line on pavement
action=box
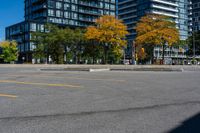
[0,93,18,98]
[0,80,82,88]
[2,74,126,82]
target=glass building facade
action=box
[6,21,45,62]
[25,0,116,27]
[6,0,116,62]
[118,0,190,64]
[118,0,190,41]
[191,0,200,31]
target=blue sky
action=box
[0,0,23,41]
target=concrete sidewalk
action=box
[0,64,200,71]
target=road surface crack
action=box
[0,100,200,121]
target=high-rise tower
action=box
[6,0,116,62]
[191,0,200,31]
[118,0,190,64]
[118,0,189,41]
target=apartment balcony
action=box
[32,4,47,12]
[31,14,47,20]
[118,0,133,5]
[10,30,24,36]
[15,38,24,43]
[151,0,178,7]
[118,9,137,16]
[151,11,178,18]
[31,0,46,5]
[151,4,178,12]
[79,1,99,8]
[78,9,100,16]
[79,17,96,22]
[118,3,137,10]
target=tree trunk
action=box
[92,42,96,64]
[151,52,154,65]
[150,46,154,64]
[74,51,77,64]
[46,54,49,64]
[162,44,165,65]
[104,46,107,64]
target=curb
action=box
[89,68,110,72]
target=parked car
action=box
[123,60,130,65]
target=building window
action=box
[56,10,63,17]
[71,12,78,19]
[71,5,77,11]
[56,2,62,9]
[110,4,115,10]
[71,0,77,4]
[48,9,54,16]
[48,0,54,8]
[30,23,36,31]
[64,11,70,18]
[105,3,110,9]
[64,3,70,10]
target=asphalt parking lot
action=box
[0,66,200,133]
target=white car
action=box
[124,60,130,65]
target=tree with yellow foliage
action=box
[85,15,129,64]
[135,14,179,64]
[0,41,18,63]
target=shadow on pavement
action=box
[169,113,200,133]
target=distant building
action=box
[6,0,116,62]
[118,0,190,64]
[191,0,200,31]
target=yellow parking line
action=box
[3,74,126,82]
[43,75,125,82]
[66,77,125,82]
[0,80,82,88]
[0,93,18,98]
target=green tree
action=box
[32,24,69,64]
[31,31,47,62]
[85,15,129,64]
[32,24,86,64]
[135,14,179,64]
[44,24,75,64]
[0,41,18,63]
[82,41,104,64]
[69,28,86,64]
